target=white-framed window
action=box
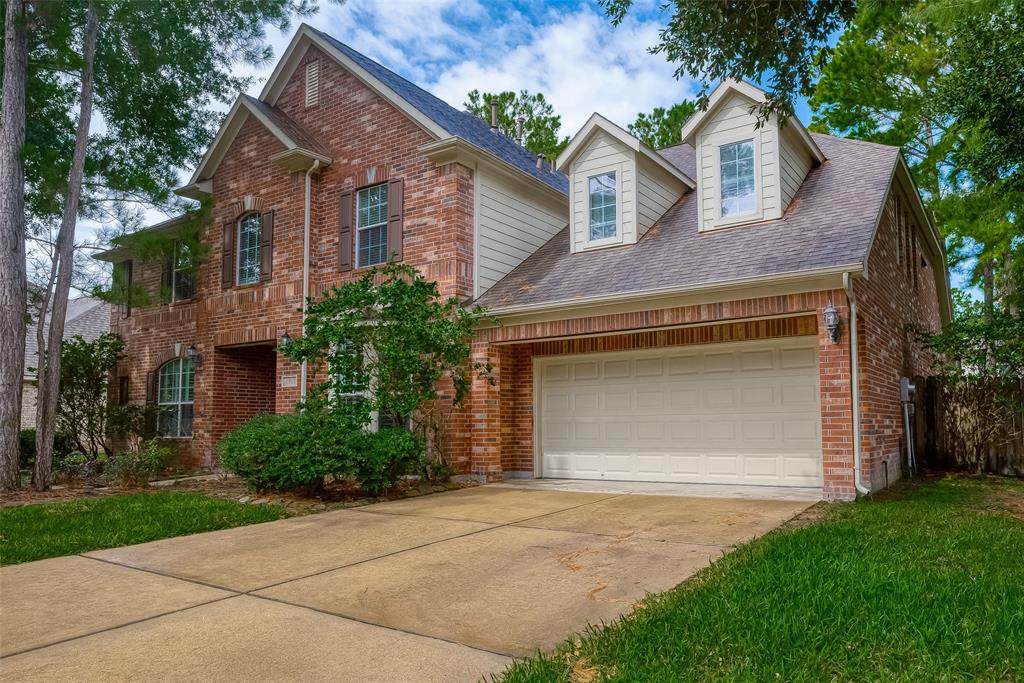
[331,342,365,410]
[720,139,756,218]
[236,213,261,285]
[331,343,409,432]
[588,172,617,241]
[157,358,194,438]
[172,240,194,302]
[357,183,389,267]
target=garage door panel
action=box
[603,390,631,411]
[538,338,823,487]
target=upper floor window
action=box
[172,240,194,301]
[720,139,756,218]
[357,183,389,267]
[588,172,617,241]
[237,213,261,285]
[157,357,194,438]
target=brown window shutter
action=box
[118,376,130,405]
[121,260,134,319]
[221,221,234,289]
[387,178,404,261]
[338,190,353,272]
[260,211,274,281]
[146,370,158,405]
[160,247,173,298]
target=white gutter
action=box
[300,159,320,398]
[844,271,870,496]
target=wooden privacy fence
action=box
[918,376,1024,476]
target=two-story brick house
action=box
[99,25,949,500]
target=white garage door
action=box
[537,338,823,487]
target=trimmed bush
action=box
[348,428,426,494]
[107,440,171,486]
[20,428,80,471]
[219,411,425,494]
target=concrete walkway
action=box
[0,486,813,682]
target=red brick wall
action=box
[855,188,943,490]
[112,44,475,467]
[211,345,277,446]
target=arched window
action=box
[237,213,262,285]
[158,358,194,437]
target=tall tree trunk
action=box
[0,0,31,491]
[33,0,98,490]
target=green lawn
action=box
[500,476,1024,682]
[0,492,288,565]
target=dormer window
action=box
[720,139,756,218]
[588,172,617,242]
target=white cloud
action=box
[248,0,699,137]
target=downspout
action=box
[843,272,870,496]
[300,159,321,399]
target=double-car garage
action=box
[536,337,824,488]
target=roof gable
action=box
[680,79,825,164]
[256,25,567,195]
[557,113,695,188]
[179,95,330,198]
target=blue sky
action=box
[240,0,813,142]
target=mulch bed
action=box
[0,473,477,513]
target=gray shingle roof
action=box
[476,134,900,310]
[24,297,111,379]
[311,28,568,195]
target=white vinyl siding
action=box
[475,168,567,296]
[779,125,814,210]
[697,92,788,230]
[636,160,682,235]
[569,130,634,252]
[536,338,823,487]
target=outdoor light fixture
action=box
[186,343,203,368]
[279,330,291,347]
[823,301,841,344]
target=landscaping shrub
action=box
[219,412,357,493]
[219,411,425,494]
[107,440,171,486]
[21,428,79,471]
[348,428,426,494]
[19,429,36,469]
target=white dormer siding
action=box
[637,161,683,234]
[569,130,635,252]
[558,114,693,254]
[779,124,814,209]
[683,80,823,232]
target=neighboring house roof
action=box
[476,134,900,311]
[308,28,568,195]
[555,113,694,188]
[24,297,111,380]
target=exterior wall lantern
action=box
[279,330,291,347]
[823,301,841,344]
[186,343,203,368]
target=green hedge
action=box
[218,411,424,494]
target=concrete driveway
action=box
[1,485,812,682]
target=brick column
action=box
[818,290,856,500]
[469,340,506,481]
